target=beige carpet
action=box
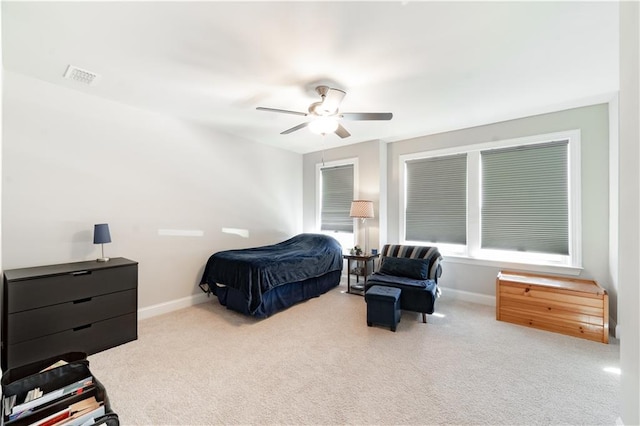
[88,280,620,425]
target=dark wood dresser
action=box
[2,257,138,370]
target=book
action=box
[9,377,93,419]
[55,397,104,426]
[29,397,103,426]
[30,408,70,426]
[3,395,17,416]
[39,360,69,373]
[5,385,98,426]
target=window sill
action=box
[441,254,583,277]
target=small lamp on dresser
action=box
[93,223,112,262]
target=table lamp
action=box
[93,223,112,262]
[350,200,374,255]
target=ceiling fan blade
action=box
[322,88,346,113]
[281,122,310,135]
[340,112,393,121]
[334,124,351,139]
[257,107,308,117]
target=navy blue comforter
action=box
[200,233,342,314]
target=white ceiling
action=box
[2,1,619,154]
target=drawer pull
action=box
[73,324,92,332]
[71,270,92,277]
[73,297,92,304]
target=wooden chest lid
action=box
[498,270,607,296]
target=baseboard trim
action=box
[138,292,210,320]
[137,286,496,320]
[440,287,496,306]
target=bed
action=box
[199,233,343,318]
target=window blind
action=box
[481,140,569,255]
[321,164,354,233]
[405,154,467,244]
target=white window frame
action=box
[399,130,582,275]
[316,158,359,249]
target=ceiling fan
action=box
[256,85,393,138]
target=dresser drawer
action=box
[7,289,137,344]
[5,313,137,369]
[6,264,137,313]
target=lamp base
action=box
[97,257,110,262]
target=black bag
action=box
[1,352,119,426]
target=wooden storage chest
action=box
[496,270,609,343]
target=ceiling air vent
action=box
[63,65,100,86]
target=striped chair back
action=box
[379,244,443,283]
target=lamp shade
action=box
[93,223,112,244]
[350,200,374,219]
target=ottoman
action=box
[365,285,402,332]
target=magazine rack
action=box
[1,352,119,426]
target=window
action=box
[400,130,581,269]
[405,154,467,245]
[481,141,569,255]
[320,164,354,232]
[316,160,358,250]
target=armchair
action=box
[364,244,442,323]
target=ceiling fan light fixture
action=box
[309,117,339,135]
[256,85,391,138]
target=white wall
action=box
[618,1,640,424]
[385,104,612,305]
[0,4,3,280]
[2,71,303,311]
[0,6,3,366]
